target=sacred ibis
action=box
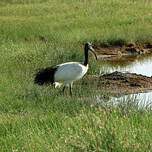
[34,42,97,95]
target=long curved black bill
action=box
[90,47,98,60]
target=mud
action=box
[83,72,152,95]
[94,42,152,58]
[98,72,152,94]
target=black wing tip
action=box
[34,66,59,86]
[34,70,50,85]
[34,73,45,85]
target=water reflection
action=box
[108,92,152,111]
[108,54,152,77]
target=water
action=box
[108,92,152,111]
[99,54,152,110]
[108,55,152,77]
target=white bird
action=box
[34,42,97,95]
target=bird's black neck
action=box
[84,46,88,66]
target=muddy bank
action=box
[83,72,152,94]
[82,42,152,95]
[94,42,152,58]
[98,71,152,94]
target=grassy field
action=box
[0,0,152,151]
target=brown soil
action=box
[99,72,152,94]
[94,42,152,58]
[83,72,152,94]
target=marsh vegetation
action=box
[0,0,152,151]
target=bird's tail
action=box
[34,70,46,85]
[34,66,58,85]
[34,68,48,85]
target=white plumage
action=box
[54,62,88,85]
[34,42,97,95]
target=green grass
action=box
[0,0,152,151]
[0,0,152,43]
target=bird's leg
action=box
[62,85,66,95]
[53,83,55,89]
[69,83,73,96]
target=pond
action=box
[108,54,152,76]
[98,54,152,110]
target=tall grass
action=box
[0,0,152,151]
[0,0,152,43]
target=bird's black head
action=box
[85,42,92,50]
[84,42,97,60]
